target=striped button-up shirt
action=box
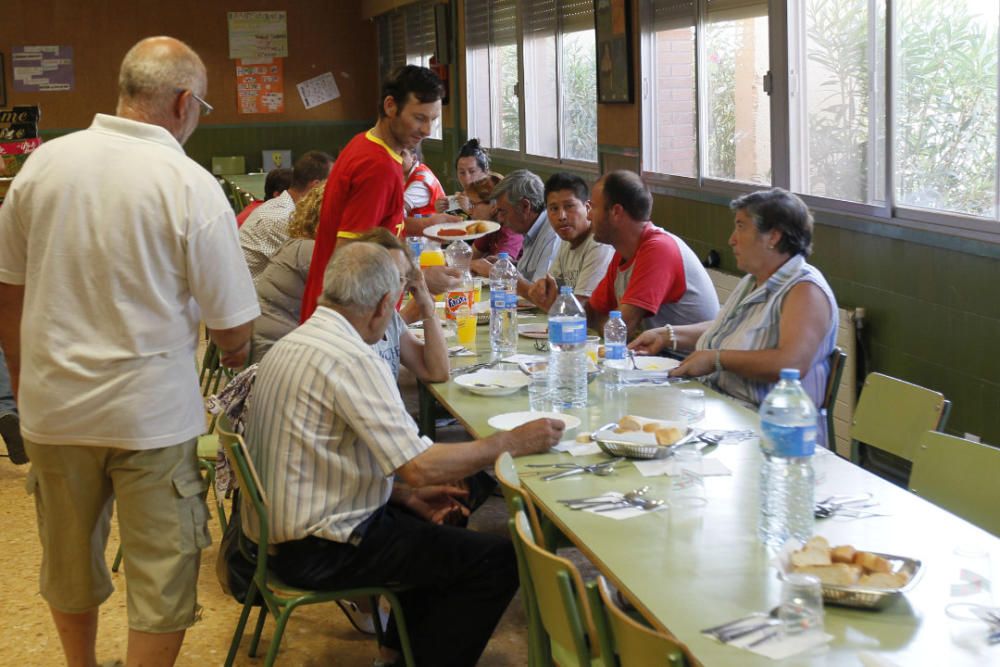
[242,307,429,544]
[696,254,838,409]
[239,190,296,279]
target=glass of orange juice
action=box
[420,241,446,301]
[456,309,477,346]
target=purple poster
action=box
[13,46,74,92]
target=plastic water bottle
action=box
[548,286,588,409]
[444,238,473,273]
[489,252,518,355]
[758,368,818,548]
[603,310,627,387]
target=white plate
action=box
[518,323,548,339]
[424,221,501,241]
[454,370,531,396]
[630,356,681,372]
[488,411,582,431]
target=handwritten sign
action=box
[296,72,340,110]
[228,11,288,59]
[13,46,74,92]
[237,58,284,114]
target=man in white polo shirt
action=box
[0,37,259,666]
[245,242,563,666]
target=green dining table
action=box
[225,173,266,201]
[421,314,1000,666]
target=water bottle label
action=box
[505,292,519,308]
[605,343,626,360]
[549,318,587,345]
[761,422,817,457]
[491,290,506,310]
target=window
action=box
[375,3,443,140]
[642,0,1000,236]
[466,0,598,163]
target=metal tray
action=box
[592,423,693,460]
[817,552,923,609]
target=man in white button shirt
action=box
[245,242,563,666]
[239,149,333,279]
[0,37,259,667]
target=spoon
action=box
[541,459,623,481]
[594,494,664,512]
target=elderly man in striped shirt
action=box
[244,241,564,667]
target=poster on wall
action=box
[0,105,42,178]
[296,72,340,110]
[228,11,288,59]
[236,58,284,114]
[12,46,74,92]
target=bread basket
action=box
[818,552,923,609]
[591,423,693,460]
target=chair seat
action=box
[265,573,341,600]
[198,433,221,459]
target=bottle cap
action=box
[779,368,800,380]
[497,252,509,260]
[609,310,621,318]
[559,286,573,295]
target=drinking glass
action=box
[779,572,825,636]
[950,546,995,606]
[585,335,601,366]
[669,444,707,508]
[680,388,706,423]
[528,364,551,411]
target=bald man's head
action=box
[116,37,207,143]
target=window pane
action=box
[523,1,559,157]
[465,2,492,146]
[705,1,771,184]
[492,0,521,150]
[561,28,598,161]
[649,1,696,176]
[800,0,885,203]
[895,0,998,218]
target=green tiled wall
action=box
[42,120,371,172]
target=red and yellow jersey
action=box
[405,163,446,217]
[301,130,404,322]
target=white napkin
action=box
[634,458,732,478]
[502,353,547,364]
[705,626,832,660]
[580,492,665,520]
[551,440,603,456]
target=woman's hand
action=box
[670,350,717,378]
[628,328,667,356]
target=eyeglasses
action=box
[176,88,213,116]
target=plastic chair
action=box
[218,419,414,667]
[821,346,847,447]
[510,509,607,667]
[495,452,568,552]
[910,431,1000,537]
[850,372,950,488]
[586,576,688,666]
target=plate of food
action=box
[518,323,548,339]
[785,536,922,609]
[488,411,582,432]
[591,415,693,459]
[455,370,531,397]
[629,356,681,372]
[425,220,500,241]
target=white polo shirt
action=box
[0,113,260,449]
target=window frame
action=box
[464,0,600,169]
[638,0,1000,245]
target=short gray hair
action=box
[730,188,814,257]
[491,169,545,212]
[320,242,401,313]
[118,37,205,107]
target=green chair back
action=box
[217,416,414,667]
[821,346,847,447]
[586,577,687,666]
[850,372,950,487]
[910,431,1000,537]
[511,510,603,667]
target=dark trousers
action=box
[273,505,519,667]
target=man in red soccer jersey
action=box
[301,66,458,321]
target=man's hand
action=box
[406,265,436,317]
[220,340,251,368]
[403,485,470,525]
[527,274,558,311]
[470,256,497,278]
[424,212,464,227]
[423,265,462,295]
[670,350,716,378]
[505,418,565,456]
[628,329,667,356]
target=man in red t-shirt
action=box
[586,170,719,337]
[300,66,458,321]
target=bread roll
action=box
[796,563,862,586]
[853,551,892,574]
[642,422,660,433]
[618,416,643,432]
[805,536,830,552]
[859,571,908,589]
[831,545,857,564]
[791,547,832,568]
[655,426,685,446]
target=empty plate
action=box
[454,370,531,396]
